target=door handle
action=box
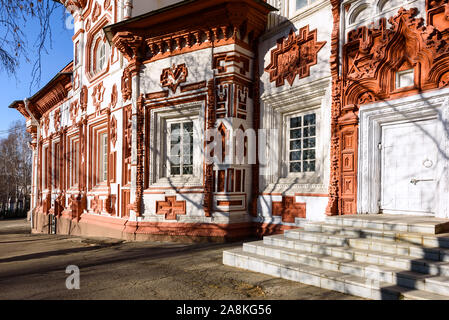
[410,178,434,185]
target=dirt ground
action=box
[0,218,362,300]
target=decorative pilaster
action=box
[326,0,342,216]
[204,79,216,217]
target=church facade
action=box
[10,0,449,241]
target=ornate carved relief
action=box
[272,196,306,223]
[80,85,88,112]
[203,80,216,217]
[105,194,116,215]
[156,196,186,220]
[265,26,326,87]
[326,0,342,216]
[213,53,250,76]
[160,63,188,93]
[122,105,132,186]
[121,66,132,101]
[344,8,449,105]
[92,2,101,23]
[111,31,143,62]
[134,95,145,217]
[53,109,61,132]
[91,195,102,214]
[110,115,117,148]
[327,6,449,216]
[43,115,50,136]
[110,84,118,109]
[85,19,91,32]
[91,82,105,114]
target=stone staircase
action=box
[223,215,449,300]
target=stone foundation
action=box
[31,210,294,243]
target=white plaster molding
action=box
[260,77,331,194]
[147,101,205,188]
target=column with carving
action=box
[326,0,342,216]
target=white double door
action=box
[380,119,439,215]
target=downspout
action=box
[24,98,40,230]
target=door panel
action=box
[381,119,438,215]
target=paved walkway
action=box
[0,218,362,300]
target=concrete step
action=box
[348,238,449,262]
[283,229,352,246]
[222,248,449,300]
[243,240,449,296]
[324,215,449,235]
[285,227,449,249]
[265,234,449,277]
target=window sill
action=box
[149,176,203,189]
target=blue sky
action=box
[0,4,74,136]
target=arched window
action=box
[349,4,370,24]
[90,33,108,76]
[378,0,396,13]
[96,41,106,73]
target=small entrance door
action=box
[380,119,438,215]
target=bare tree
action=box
[0,121,32,218]
[0,0,61,90]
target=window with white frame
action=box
[90,33,108,76]
[148,103,204,186]
[287,112,317,173]
[167,120,194,176]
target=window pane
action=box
[171,166,180,175]
[290,129,302,139]
[168,121,195,176]
[303,150,315,160]
[304,114,316,126]
[303,126,316,137]
[303,138,316,148]
[290,162,302,172]
[290,140,301,150]
[183,121,193,133]
[169,156,180,165]
[290,117,301,128]
[296,0,308,10]
[183,166,193,175]
[303,161,316,172]
[290,151,301,161]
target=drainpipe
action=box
[24,98,40,229]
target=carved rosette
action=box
[265,26,326,87]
